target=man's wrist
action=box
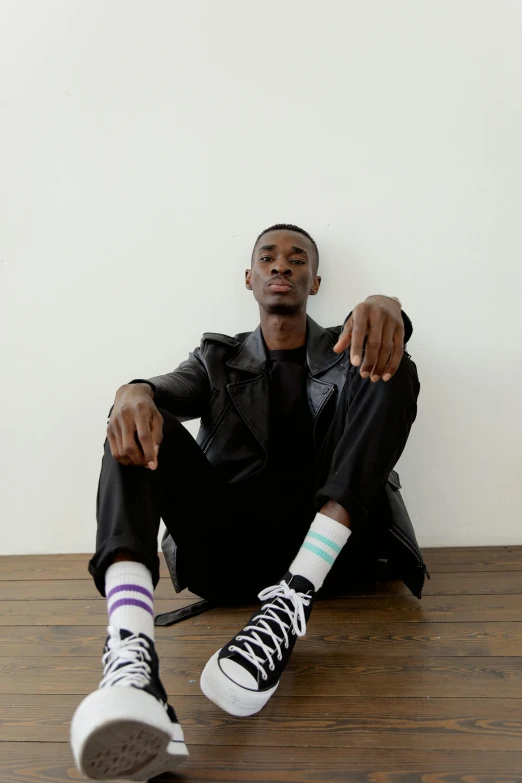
[118,382,155,400]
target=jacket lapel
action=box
[225,315,345,453]
[225,324,270,453]
[305,315,345,421]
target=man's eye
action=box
[260,256,303,263]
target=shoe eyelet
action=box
[269,664,275,671]
[262,673,268,681]
[277,655,283,661]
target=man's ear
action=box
[310,275,321,295]
[245,268,252,290]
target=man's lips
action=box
[268,280,294,292]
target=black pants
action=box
[89,355,420,602]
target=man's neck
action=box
[259,310,307,351]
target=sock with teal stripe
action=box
[289,512,351,591]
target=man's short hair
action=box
[252,223,319,273]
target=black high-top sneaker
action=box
[200,572,315,716]
[71,626,188,780]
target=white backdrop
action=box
[1,0,521,555]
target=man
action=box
[71,224,425,780]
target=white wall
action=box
[1,0,521,555]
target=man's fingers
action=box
[111,419,124,456]
[359,320,383,378]
[382,335,404,381]
[121,417,145,465]
[106,427,120,462]
[333,318,352,354]
[350,308,369,367]
[371,324,395,381]
[108,420,132,466]
[151,412,164,445]
[149,411,164,470]
[106,399,162,469]
[345,297,405,380]
[136,415,156,468]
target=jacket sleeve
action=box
[343,309,413,344]
[128,344,211,422]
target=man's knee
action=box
[102,407,186,466]
[382,352,420,400]
[155,407,200,456]
[156,407,186,436]
[348,352,419,415]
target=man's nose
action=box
[271,262,292,276]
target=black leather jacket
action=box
[135,313,429,599]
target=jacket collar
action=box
[226,314,345,377]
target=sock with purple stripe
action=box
[104,560,155,640]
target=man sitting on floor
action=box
[71,223,425,781]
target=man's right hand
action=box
[107,383,163,470]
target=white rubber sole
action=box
[200,650,279,716]
[70,686,188,781]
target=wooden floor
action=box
[2,548,522,782]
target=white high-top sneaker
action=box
[71,626,188,780]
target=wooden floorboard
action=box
[3,694,522,751]
[3,621,522,656]
[6,593,522,625]
[3,569,522,599]
[3,654,522,697]
[1,546,522,580]
[2,743,522,782]
[1,549,522,782]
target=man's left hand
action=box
[333,295,405,382]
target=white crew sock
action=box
[289,512,352,591]
[104,560,155,640]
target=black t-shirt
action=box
[228,336,317,535]
[265,342,314,474]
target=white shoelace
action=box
[228,581,312,681]
[99,625,153,689]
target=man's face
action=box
[246,229,321,314]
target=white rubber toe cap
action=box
[219,657,259,689]
[200,650,279,717]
